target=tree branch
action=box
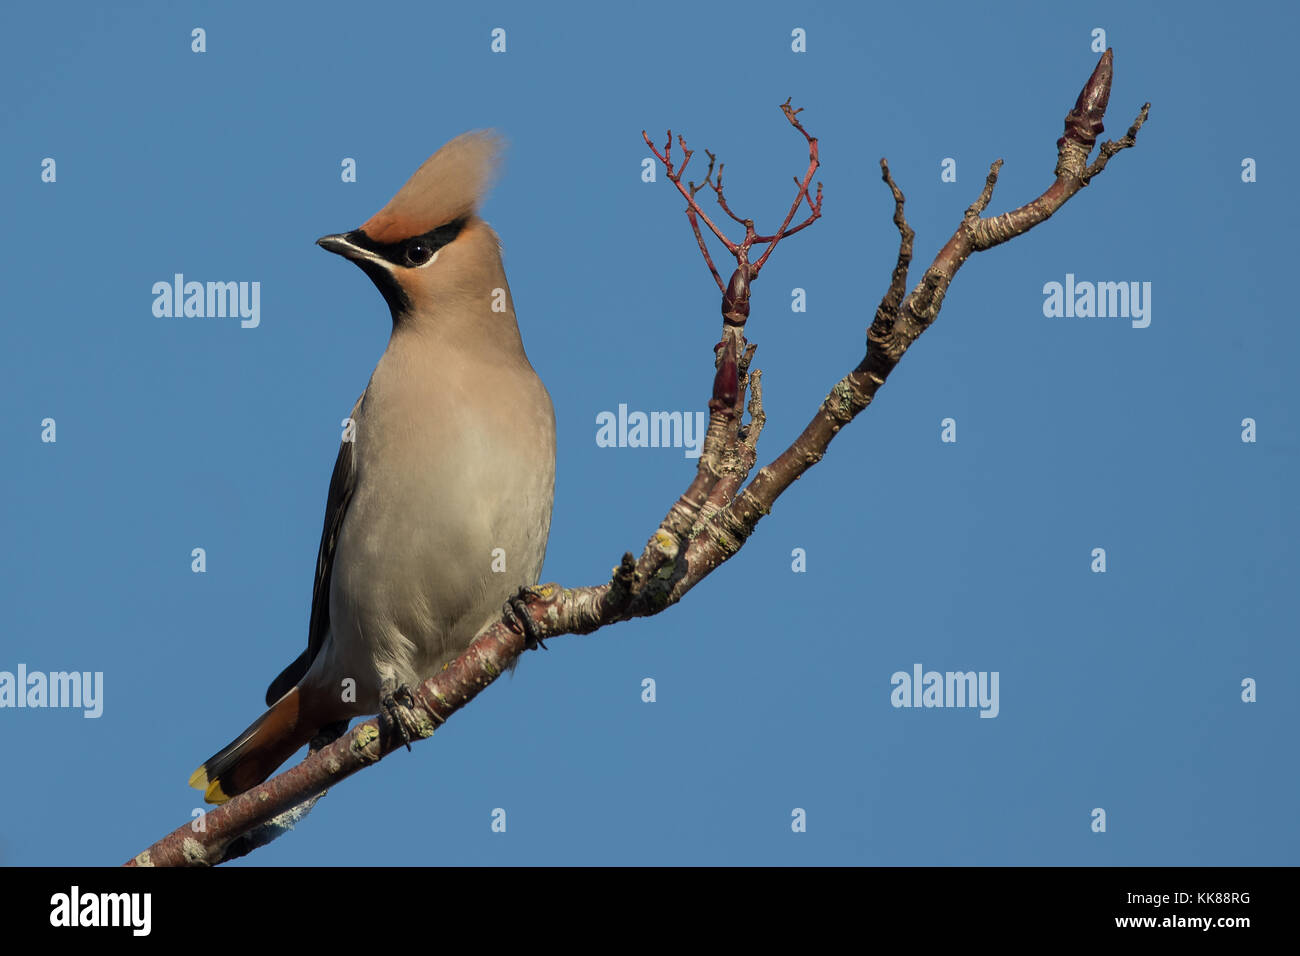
[130,49,1147,866]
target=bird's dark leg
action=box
[503,585,547,651]
[310,720,350,753]
[378,680,420,752]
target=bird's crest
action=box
[360,130,503,243]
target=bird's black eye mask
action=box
[346,216,468,269]
[341,217,468,321]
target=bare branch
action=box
[877,159,914,321]
[752,98,823,272]
[643,128,735,291]
[644,100,823,295]
[132,49,1147,866]
[708,160,749,226]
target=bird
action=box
[189,130,556,804]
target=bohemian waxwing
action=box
[191,130,556,803]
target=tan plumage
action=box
[360,130,503,243]
[191,130,555,804]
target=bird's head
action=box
[317,130,512,327]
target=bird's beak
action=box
[316,232,368,261]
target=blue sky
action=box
[2,1,1296,866]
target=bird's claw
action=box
[503,586,547,651]
[379,683,419,752]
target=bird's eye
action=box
[405,238,434,266]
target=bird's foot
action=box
[309,719,350,754]
[379,683,420,752]
[503,585,548,651]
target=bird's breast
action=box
[326,348,555,684]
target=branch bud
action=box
[709,336,739,412]
[1058,48,1113,153]
[721,268,750,325]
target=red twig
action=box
[751,99,822,272]
[709,161,749,227]
[643,129,734,291]
[643,99,824,299]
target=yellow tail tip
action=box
[188,766,231,804]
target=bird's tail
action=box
[188,687,316,805]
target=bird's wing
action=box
[264,392,365,706]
